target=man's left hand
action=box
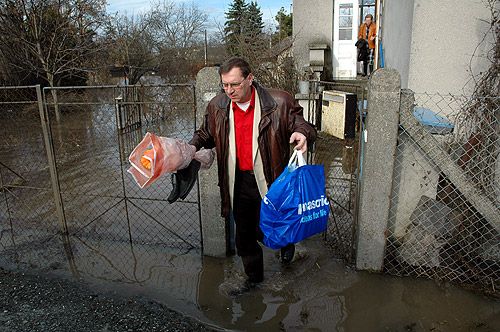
[289,132,307,153]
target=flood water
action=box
[0,86,202,271]
[57,237,500,331]
[1,86,499,331]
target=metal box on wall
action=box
[321,90,357,139]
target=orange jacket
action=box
[358,23,377,49]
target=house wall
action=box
[293,0,493,93]
[408,0,493,95]
[292,0,334,75]
[381,0,415,89]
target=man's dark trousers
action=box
[233,169,264,283]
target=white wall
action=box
[381,0,415,89]
[292,0,334,75]
[408,0,494,95]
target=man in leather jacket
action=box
[189,57,316,288]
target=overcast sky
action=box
[106,0,292,30]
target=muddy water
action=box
[68,236,499,332]
[2,91,499,331]
[1,90,202,272]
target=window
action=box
[359,0,376,25]
[339,3,353,40]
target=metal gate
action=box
[308,80,368,263]
[0,84,202,279]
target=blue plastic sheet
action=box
[260,151,329,249]
[413,106,454,135]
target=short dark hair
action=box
[218,57,252,78]
[365,14,373,20]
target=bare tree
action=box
[152,0,208,49]
[106,11,159,85]
[0,0,108,87]
[102,1,209,84]
[150,0,209,81]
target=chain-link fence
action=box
[385,90,499,295]
[1,84,202,280]
[311,80,368,263]
[0,86,65,269]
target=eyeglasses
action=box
[221,78,246,90]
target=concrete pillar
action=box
[356,68,401,271]
[195,67,229,257]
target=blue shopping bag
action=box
[260,150,329,249]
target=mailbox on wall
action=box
[321,90,357,139]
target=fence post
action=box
[115,96,123,131]
[195,67,230,257]
[37,86,67,235]
[37,85,78,275]
[355,69,401,271]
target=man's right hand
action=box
[289,132,307,153]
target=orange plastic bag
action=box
[140,149,154,170]
[128,132,196,188]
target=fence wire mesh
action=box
[1,84,202,280]
[0,86,64,269]
[311,80,368,263]
[385,90,499,295]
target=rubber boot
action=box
[280,243,295,265]
[241,251,264,284]
[228,252,263,297]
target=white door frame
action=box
[333,0,359,78]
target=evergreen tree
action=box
[247,1,264,38]
[245,1,266,56]
[224,0,249,55]
[274,7,292,43]
[224,0,265,57]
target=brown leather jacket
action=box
[190,81,317,218]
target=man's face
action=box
[365,16,372,25]
[221,67,253,103]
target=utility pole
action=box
[204,29,208,65]
[278,14,281,43]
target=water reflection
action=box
[56,236,499,331]
[2,87,500,331]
